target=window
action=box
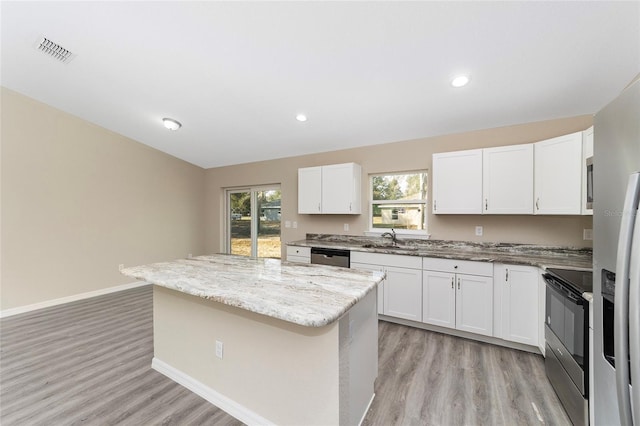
[226,186,281,258]
[370,171,428,233]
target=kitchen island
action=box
[121,254,383,426]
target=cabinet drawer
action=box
[286,246,311,258]
[351,251,422,269]
[422,257,493,276]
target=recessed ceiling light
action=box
[162,118,182,131]
[296,114,307,122]
[451,75,471,88]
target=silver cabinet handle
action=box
[457,278,460,290]
[485,198,488,210]
[506,268,509,282]
[434,200,437,211]
[536,198,540,210]
[318,202,321,212]
[451,277,454,289]
[349,202,352,211]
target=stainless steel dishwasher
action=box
[310,247,350,268]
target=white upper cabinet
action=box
[534,131,583,214]
[432,149,483,214]
[298,166,322,213]
[321,163,362,214]
[482,144,534,214]
[298,163,362,214]
[432,129,587,216]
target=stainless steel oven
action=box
[543,268,592,426]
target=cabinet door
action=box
[432,149,483,214]
[534,132,583,214]
[422,270,456,329]
[456,274,493,336]
[497,264,539,346]
[321,163,361,214]
[351,262,385,315]
[384,266,422,321]
[298,167,322,214]
[483,144,534,214]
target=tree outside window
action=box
[370,172,427,232]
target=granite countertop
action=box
[289,234,593,270]
[120,254,384,328]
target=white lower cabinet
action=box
[352,252,543,350]
[422,270,456,328]
[383,266,422,321]
[351,262,385,315]
[422,258,494,337]
[494,263,539,346]
[286,246,311,264]
[455,274,494,336]
[351,252,422,320]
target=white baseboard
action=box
[152,357,275,426]
[0,281,149,318]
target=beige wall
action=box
[1,88,206,310]
[205,115,594,255]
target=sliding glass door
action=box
[227,186,281,258]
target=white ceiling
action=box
[2,1,639,169]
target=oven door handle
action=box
[565,291,584,305]
[543,274,564,293]
[543,274,584,305]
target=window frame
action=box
[368,170,429,236]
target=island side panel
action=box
[153,286,340,426]
[346,289,378,426]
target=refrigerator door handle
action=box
[615,172,640,426]
[629,197,640,426]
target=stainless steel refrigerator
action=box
[593,76,640,425]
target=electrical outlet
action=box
[215,340,223,359]
[344,223,349,231]
[118,264,124,271]
[475,226,483,236]
[292,221,298,229]
[583,229,593,240]
[188,253,193,258]
[285,220,291,228]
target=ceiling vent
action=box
[35,37,75,63]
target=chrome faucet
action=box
[380,228,398,246]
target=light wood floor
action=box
[363,321,571,426]
[1,286,571,425]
